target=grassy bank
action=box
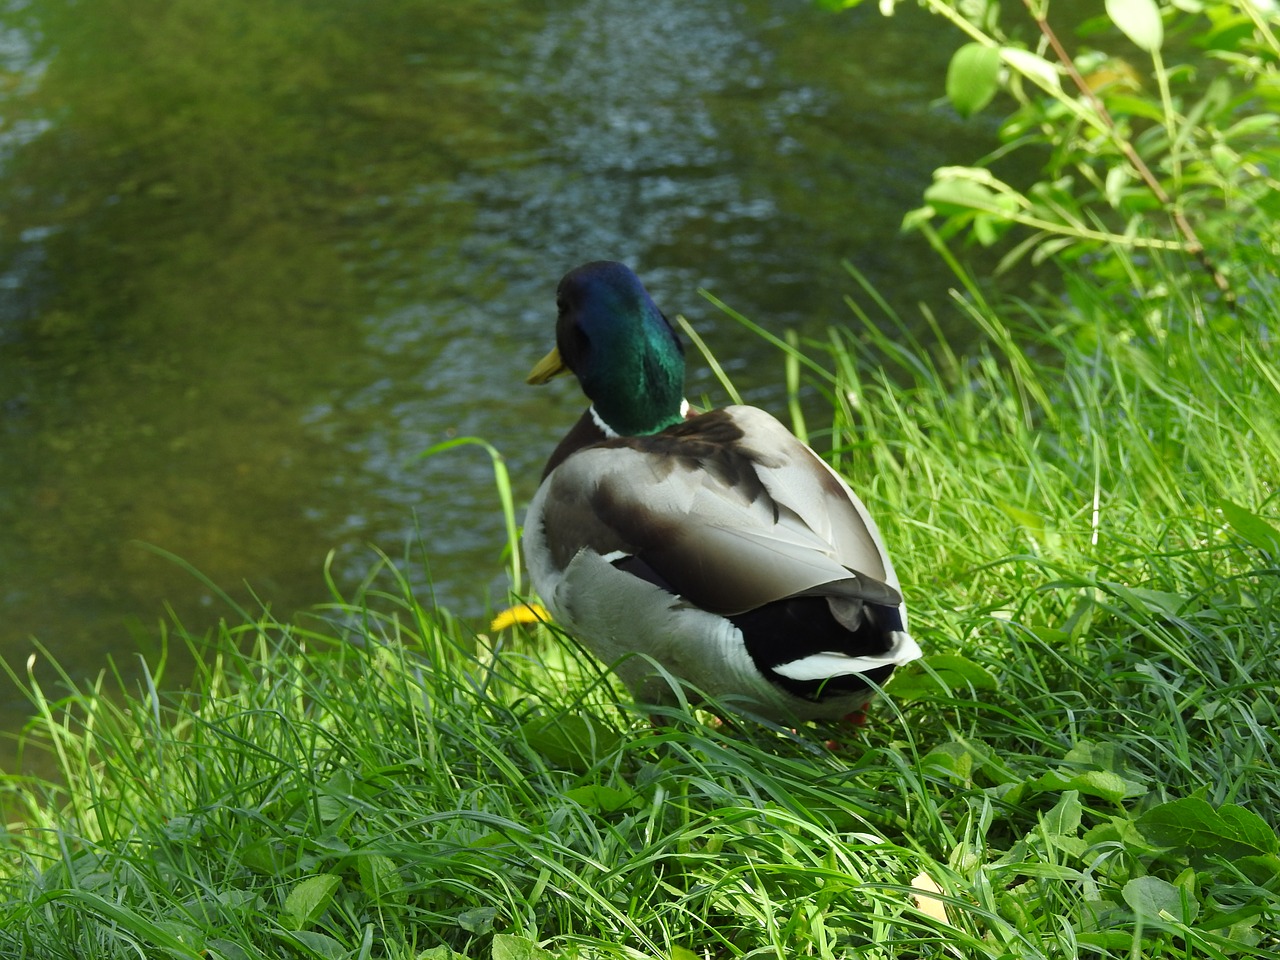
[2,255,1278,959]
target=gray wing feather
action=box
[539,406,900,615]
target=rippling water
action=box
[0,0,1004,754]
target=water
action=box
[0,0,1003,759]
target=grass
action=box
[1,251,1278,959]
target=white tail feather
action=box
[771,631,922,681]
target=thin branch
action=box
[1025,1,1234,304]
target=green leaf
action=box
[520,714,621,772]
[1237,854,1280,884]
[207,940,253,960]
[1137,798,1279,862]
[457,906,498,935]
[1033,768,1144,803]
[901,205,935,231]
[1216,498,1280,554]
[1085,816,1164,859]
[987,780,1028,807]
[947,43,1001,118]
[1128,587,1189,617]
[282,874,341,931]
[1061,740,1122,771]
[238,837,285,875]
[886,653,998,702]
[923,742,981,782]
[1102,581,1189,618]
[1042,790,1083,837]
[357,853,406,905]
[922,177,1000,216]
[1224,114,1280,140]
[1201,14,1257,51]
[563,783,638,814]
[1104,93,1167,122]
[1000,47,1062,92]
[1001,503,1045,536]
[1123,875,1198,922]
[1104,165,1129,207]
[972,212,1006,247]
[1211,143,1239,176]
[277,930,348,960]
[492,934,558,960]
[992,860,1083,881]
[1032,742,1149,802]
[930,653,998,688]
[1106,0,1164,52]
[1219,804,1280,854]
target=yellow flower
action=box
[489,602,552,631]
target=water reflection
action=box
[0,0,999,756]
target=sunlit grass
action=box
[1,254,1278,958]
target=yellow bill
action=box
[526,346,568,385]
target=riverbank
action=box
[2,254,1278,957]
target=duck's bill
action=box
[526,346,568,384]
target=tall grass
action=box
[1,252,1277,958]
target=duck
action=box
[522,260,921,723]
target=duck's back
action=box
[523,405,919,720]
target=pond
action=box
[0,0,1006,759]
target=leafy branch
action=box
[1025,0,1233,300]
[829,0,1280,303]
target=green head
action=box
[528,261,687,436]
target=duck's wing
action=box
[532,406,901,616]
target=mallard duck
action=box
[523,261,920,723]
